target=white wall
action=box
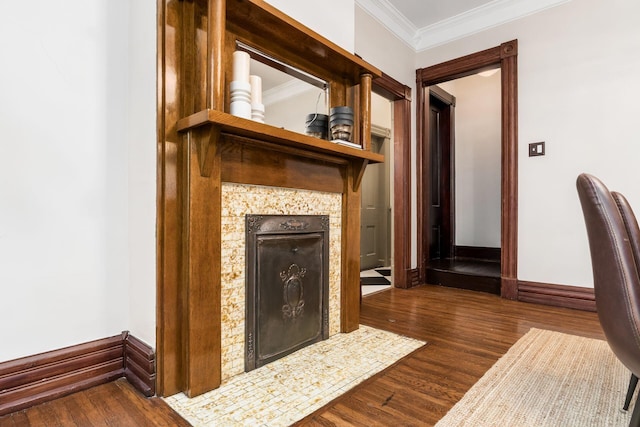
[416,0,640,287]
[265,0,355,53]
[127,0,157,348]
[439,73,502,248]
[0,0,156,361]
[0,0,131,361]
[371,92,392,130]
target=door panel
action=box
[428,93,454,260]
[361,136,388,270]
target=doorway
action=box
[425,78,502,294]
[416,40,518,299]
[360,93,393,297]
[361,132,391,271]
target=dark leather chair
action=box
[576,173,640,426]
[612,190,640,411]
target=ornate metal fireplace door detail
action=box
[245,215,330,371]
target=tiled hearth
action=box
[165,325,424,426]
[220,183,342,381]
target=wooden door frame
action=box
[416,40,518,299]
[373,73,412,289]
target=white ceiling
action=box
[356,0,570,51]
[386,0,494,28]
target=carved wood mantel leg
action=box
[341,162,362,332]
[182,126,222,396]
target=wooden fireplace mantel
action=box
[158,0,384,398]
[177,108,384,190]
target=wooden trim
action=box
[408,268,420,287]
[416,39,518,299]
[176,110,383,164]
[208,0,225,111]
[454,246,501,262]
[360,73,373,151]
[124,333,156,397]
[500,41,519,300]
[416,44,506,85]
[157,0,183,397]
[518,281,596,312]
[429,85,456,106]
[341,164,362,332]
[0,333,155,416]
[394,96,412,289]
[415,82,426,284]
[373,72,412,102]
[373,74,412,290]
[181,126,222,398]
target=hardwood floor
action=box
[294,284,603,426]
[0,379,190,427]
[0,285,603,426]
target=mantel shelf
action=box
[227,0,382,83]
[177,109,385,165]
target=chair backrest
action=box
[613,191,640,275]
[576,173,640,375]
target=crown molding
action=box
[357,0,570,52]
[355,0,418,50]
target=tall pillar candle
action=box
[230,50,252,119]
[250,75,264,123]
[232,51,250,83]
[250,75,262,104]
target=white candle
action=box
[232,51,250,83]
[250,75,262,104]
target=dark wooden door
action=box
[428,89,455,260]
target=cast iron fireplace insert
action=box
[245,214,330,372]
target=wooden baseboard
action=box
[501,277,518,300]
[408,268,420,287]
[124,333,156,397]
[0,332,155,416]
[518,280,596,312]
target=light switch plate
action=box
[529,141,545,157]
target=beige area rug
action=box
[164,325,424,426]
[436,328,634,427]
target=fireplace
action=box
[219,183,342,380]
[245,214,330,371]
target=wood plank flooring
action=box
[0,284,603,426]
[0,379,190,427]
[294,284,603,426]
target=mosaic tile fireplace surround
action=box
[220,183,342,381]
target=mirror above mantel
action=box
[241,43,330,136]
